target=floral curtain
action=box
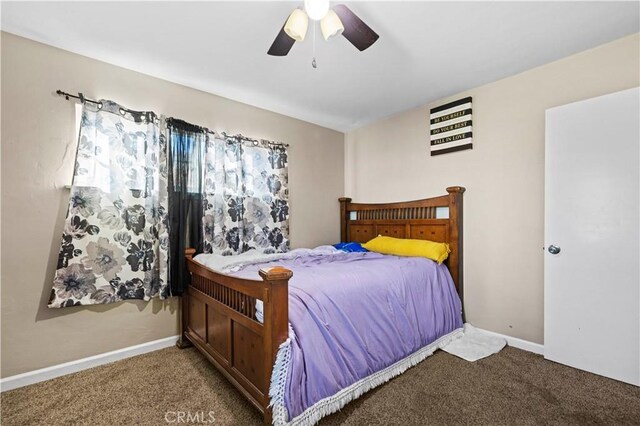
[203,136,289,255]
[49,101,169,308]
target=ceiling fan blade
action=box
[268,23,295,56]
[332,4,379,51]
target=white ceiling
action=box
[2,1,638,131]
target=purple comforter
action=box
[232,251,462,422]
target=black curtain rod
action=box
[56,89,289,147]
[56,90,101,106]
[221,132,289,148]
[57,89,157,121]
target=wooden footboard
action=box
[179,248,291,425]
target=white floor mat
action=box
[441,323,506,361]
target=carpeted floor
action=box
[2,345,639,426]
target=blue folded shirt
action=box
[333,242,369,253]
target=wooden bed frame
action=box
[178,186,464,425]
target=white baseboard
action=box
[475,328,544,355]
[0,329,543,392]
[0,335,179,392]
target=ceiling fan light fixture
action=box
[268,3,378,57]
[320,9,344,40]
[284,9,309,42]
[304,0,330,21]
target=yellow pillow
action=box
[362,236,450,264]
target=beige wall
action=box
[0,32,345,377]
[345,33,640,344]
[2,30,638,378]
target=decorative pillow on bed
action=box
[333,242,369,253]
[362,236,450,263]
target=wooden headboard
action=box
[339,186,465,299]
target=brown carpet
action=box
[2,346,639,426]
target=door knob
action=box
[548,245,561,255]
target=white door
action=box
[544,88,640,386]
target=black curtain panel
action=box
[166,119,206,296]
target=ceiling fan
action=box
[267,0,379,60]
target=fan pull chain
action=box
[312,22,317,69]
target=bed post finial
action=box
[185,248,196,260]
[258,266,293,281]
[446,186,466,194]
[339,197,352,243]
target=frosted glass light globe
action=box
[304,0,330,21]
[284,9,309,42]
[321,9,343,40]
